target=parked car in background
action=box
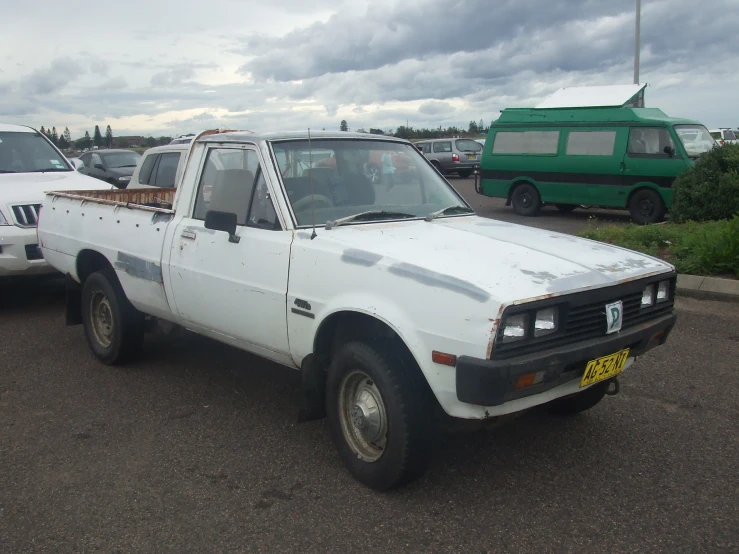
[76,149,142,188]
[127,144,189,190]
[479,106,714,224]
[709,128,738,145]
[0,123,103,279]
[415,138,482,178]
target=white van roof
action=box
[536,84,647,109]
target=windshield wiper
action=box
[425,205,475,221]
[29,168,71,172]
[0,170,17,173]
[115,164,138,168]
[325,210,416,230]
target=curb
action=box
[676,274,739,302]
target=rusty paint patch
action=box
[520,269,559,283]
[47,189,175,213]
[114,252,163,282]
[486,304,506,359]
[388,262,490,302]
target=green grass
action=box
[579,216,739,278]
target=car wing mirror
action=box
[205,210,240,243]
[663,145,674,157]
[70,159,84,170]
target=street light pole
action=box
[634,0,641,84]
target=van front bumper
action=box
[456,311,676,406]
[0,225,54,278]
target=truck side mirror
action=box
[205,210,240,243]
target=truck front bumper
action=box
[0,225,54,278]
[456,311,676,406]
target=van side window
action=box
[433,142,452,153]
[492,131,559,155]
[566,131,617,156]
[628,128,676,157]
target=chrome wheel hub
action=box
[338,371,388,462]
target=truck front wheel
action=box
[326,341,435,490]
[81,269,144,365]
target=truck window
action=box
[566,131,617,156]
[138,154,158,184]
[628,128,675,157]
[193,148,260,225]
[247,171,279,230]
[151,152,180,188]
[492,131,560,155]
[433,142,452,153]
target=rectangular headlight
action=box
[501,314,527,343]
[534,307,558,337]
[656,280,670,303]
[641,284,655,307]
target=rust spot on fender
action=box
[486,304,506,359]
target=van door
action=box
[622,127,688,204]
[559,129,624,206]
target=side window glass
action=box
[248,171,279,230]
[152,153,179,188]
[433,142,452,153]
[91,153,102,166]
[492,131,560,155]
[193,149,259,225]
[566,131,617,156]
[138,154,158,184]
[423,143,431,154]
[80,154,91,168]
[628,128,676,156]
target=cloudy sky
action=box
[1,0,737,139]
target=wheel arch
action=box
[507,178,539,201]
[76,249,116,285]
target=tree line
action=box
[38,124,172,150]
[339,118,493,139]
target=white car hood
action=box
[324,215,673,304]
[1,171,105,207]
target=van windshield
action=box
[675,125,716,158]
[272,139,470,227]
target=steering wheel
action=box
[292,194,333,212]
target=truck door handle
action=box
[181,230,197,240]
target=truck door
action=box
[623,127,688,199]
[166,145,291,355]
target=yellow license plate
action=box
[467,153,476,159]
[580,349,630,387]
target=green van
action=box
[477,106,715,223]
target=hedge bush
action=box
[671,143,739,222]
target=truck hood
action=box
[324,215,673,303]
[0,171,105,206]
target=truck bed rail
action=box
[47,188,175,213]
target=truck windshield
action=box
[674,125,716,158]
[271,139,470,227]
[0,131,71,174]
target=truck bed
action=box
[47,188,176,213]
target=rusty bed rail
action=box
[47,188,176,213]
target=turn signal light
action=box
[432,351,457,366]
[514,371,546,390]
[452,153,460,162]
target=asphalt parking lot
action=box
[1,179,737,553]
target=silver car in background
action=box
[415,138,482,178]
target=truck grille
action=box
[492,276,676,360]
[12,204,42,227]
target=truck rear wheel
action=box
[326,341,435,490]
[547,381,608,415]
[81,269,144,365]
[511,183,541,216]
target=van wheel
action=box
[547,381,609,415]
[629,188,665,224]
[511,183,541,216]
[81,268,144,365]
[326,341,435,490]
[555,204,577,213]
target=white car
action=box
[0,124,105,279]
[709,128,738,145]
[38,130,677,489]
[127,143,189,190]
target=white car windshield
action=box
[675,125,716,158]
[272,139,471,227]
[0,131,71,174]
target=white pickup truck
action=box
[38,130,677,489]
[0,124,102,279]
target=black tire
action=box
[81,268,144,365]
[629,188,665,224]
[326,341,435,490]
[511,183,541,216]
[457,170,471,179]
[547,381,609,415]
[555,204,577,214]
